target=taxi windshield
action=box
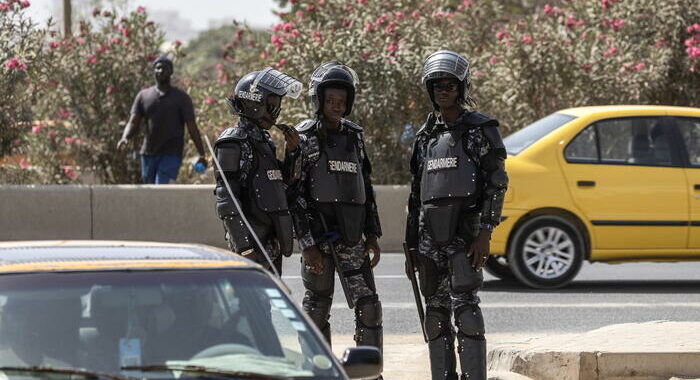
[504,113,576,155]
[0,270,341,379]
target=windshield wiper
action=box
[121,364,286,379]
[0,366,133,380]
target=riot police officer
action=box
[286,62,383,352]
[405,51,508,380]
[214,67,302,274]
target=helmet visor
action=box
[422,50,469,83]
[251,67,303,99]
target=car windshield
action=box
[0,269,341,379]
[504,113,577,155]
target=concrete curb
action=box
[488,321,700,380]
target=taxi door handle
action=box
[577,180,596,187]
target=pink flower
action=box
[110,37,120,44]
[602,0,610,9]
[581,64,592,72]
[395,11,404,19]
[20,1,30,9]
[272,23,282,32]
[634,62,646,71]
[387,42,398,52]
[106,86,115,94]
[315,36,322,43]
[488,57,498,64]
[687,24,700,33]
[205,97,215,105]
[75,139,83,146]
[411,10,420,19]
[318,0,325,5]
[521,34,532,44]
[64,167,78,180]
[85,54,97,64]
[358,0,367,3]
[120,27,130,38]
[96,44,109,53]
[64,137,74,144]
[565,15,578,29]
[544,4,553,15]
[306,5,315,11]
[19,158,29,169]
[31,125,42,134]
[282,22,294,33]
[496,31,508,41]
[49,41,60,49]
[688,47,700,59]
[75,37,85,45]
[136,6,145,13]
[174,40,182,47]
[603,46,617,57]
[463,0,472,7]
[295,10,303,18]
[276,58,287,68]
[0,3,11,12]
[444,12,453,18]
[58,108,71,119]
[4,57,27,71]
[346,5,353,10]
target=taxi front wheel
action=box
[483,255,516,281]
[507,215,584,289]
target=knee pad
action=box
[424,307,452,341]
[302,255,335,297]
[417,255,440,297]
[449,252,483,293]
[354,296,382,350]
[455,305,485,337]
[355,296,382,328]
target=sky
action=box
[25,0,281,40]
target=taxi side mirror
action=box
[339,346,382,379]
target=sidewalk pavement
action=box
[332,321,700,380]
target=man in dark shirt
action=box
[117,56,206,184]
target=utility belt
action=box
[421,198,480,245]
[312,203,366,247]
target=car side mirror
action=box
[339,346,382,379]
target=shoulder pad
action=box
[215,126,247,145]
[295,119,318,133]
[416,113,437,136]
[461,111,499,128]
[341,119,363,132]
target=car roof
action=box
[0,240,257,273]
[557,105,700,117]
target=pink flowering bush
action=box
[480,0,700,132]
[0,0,53,159]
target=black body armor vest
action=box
[251,140,288,213]
[419,125,479,245]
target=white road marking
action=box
[330,302,700,309]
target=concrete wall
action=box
[0,185,409,251]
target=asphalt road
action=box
[281,254,700,336]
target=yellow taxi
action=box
[0,240,381,380]
[486,106,700,288]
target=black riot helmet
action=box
[309,61,359,116]
[421,50,475,109]
[226,67,302,122]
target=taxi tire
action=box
[507,215,584,289]
[483,255,516,281]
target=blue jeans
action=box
[140,154,182,184]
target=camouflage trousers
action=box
[301,239,381,348]
[417,212,482,311]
